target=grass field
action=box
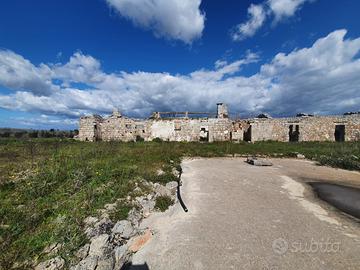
[1,139,359,269]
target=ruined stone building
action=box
[78,103,360,142]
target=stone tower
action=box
[217,103,228,118]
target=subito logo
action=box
[272,238,288,255]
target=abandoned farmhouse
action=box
[78,103,360,143]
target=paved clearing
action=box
[132,158,360,270]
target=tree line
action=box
[0,128,79,139]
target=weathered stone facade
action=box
[79,104,232,142]
[78,104,360,142]
[240,115,360,142]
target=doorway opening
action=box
[289,125,300,142]
[244,126,252,142]
[199,128,209,142]
[335,125,345,142]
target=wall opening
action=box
[244,126,252,142]
[289,125,300,142]
[93,124,98,142]
[335,125,345,142]
[199,128,209,142]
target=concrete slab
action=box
[131,158,360,270]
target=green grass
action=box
[0,139,359,269]
[155,196,174,212]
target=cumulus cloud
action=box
[268,0,312,23]
[0,30,360,128]
[0,50,55,96]
[105,0,205,44]
[232,4,266,41]
[232,0,315,41]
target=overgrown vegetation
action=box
[0,138,359,268]
[155,196,174,212]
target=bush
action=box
[317,155,360,171]
[152,137,163,143]
[155,195,174,212]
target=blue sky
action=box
[0,0,360,129]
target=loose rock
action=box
[165,181,178,192]
[35,256,65,270]
[89,234,110,257]
[154,184,172,197]
[83,216,98,227]
[246,157,273,166]
[75,244,90,260]
[114,245,129,269]
[96,256,114,270]
[127,208,142,227]
[71,256,98,270]
[297,153,306,159]
[112,220,134,239]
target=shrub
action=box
[152,137,163,143]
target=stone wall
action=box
[100,115,148,142]
[78,104,360,143]
[241,115,360,142]
[147,118,232,142]
[79,115,103,142]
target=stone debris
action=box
[114,244,129,269]
[296,153,306,159]
[111,220,135,239]
[127,208,143,228]
[75,243,90,260]
[136,197,156,218]
[154,183,172,197]
[83,216,98,227]
[71,256,97,270]
[246,157,273,166]
[156,169,165,176]
[89,234,110,257]
[172,167,180,177]
[96,256,115,270]
[165,181,178,192]
[35,256,65,270]
[104,203,117,212]
[85,217,113,238]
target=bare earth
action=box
[131,158,360,270]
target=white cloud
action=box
[268,0,311,23]
[0,50,56,96]
[0,30,360,128]
[105,0,205,44]
[232,0,315,41]
[52,52,103,84]
[232,4,266,41]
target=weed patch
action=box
[155,196,174,212]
